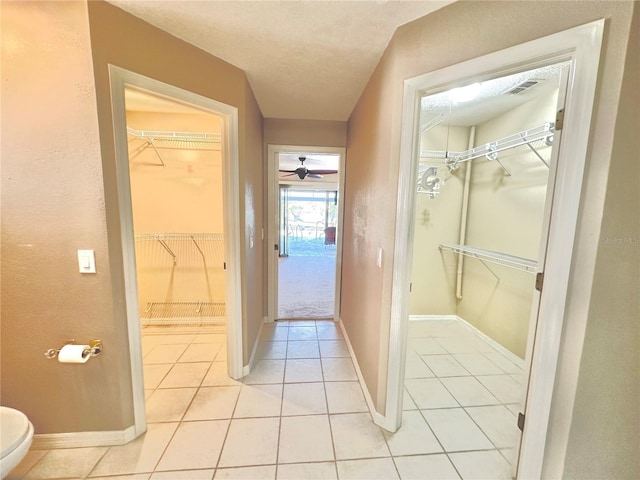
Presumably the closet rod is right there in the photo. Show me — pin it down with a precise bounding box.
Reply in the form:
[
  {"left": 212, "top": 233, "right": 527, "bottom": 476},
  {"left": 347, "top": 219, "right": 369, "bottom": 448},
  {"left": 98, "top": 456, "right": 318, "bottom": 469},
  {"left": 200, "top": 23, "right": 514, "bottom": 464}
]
[{"left": 127, "top": 127, "right": 221, "bottom": 144}]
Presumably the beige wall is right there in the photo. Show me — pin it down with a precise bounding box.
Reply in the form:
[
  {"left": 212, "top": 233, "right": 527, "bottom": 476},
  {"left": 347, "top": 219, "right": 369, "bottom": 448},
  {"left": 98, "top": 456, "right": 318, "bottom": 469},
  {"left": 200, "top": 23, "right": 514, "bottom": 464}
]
[
  {"left": 457, "top": 92, "right": 557, "bottom": 358},
  {"left": 86, "top": 0, "right": 264, "bottom": 369},
  {"left": 0, "top": 0, "right": 264, "bottom": 435},
  {"left": 409, "top": 126, "right": 468, "bottom": 315},
  {"left": 1, "top": 1, "right": 131, "bottom": 433},
  {"left": 126, "top": 111, "right": 226, "bottom": 316},
  {"left": 343, "top": 2, "right": 636, "bottom": 477},
  {"left": 563, "top": 4, "right": 639, "bottom": 478},
  {"left": 263, "top": 119, "right": 347, "bottom": 148}
]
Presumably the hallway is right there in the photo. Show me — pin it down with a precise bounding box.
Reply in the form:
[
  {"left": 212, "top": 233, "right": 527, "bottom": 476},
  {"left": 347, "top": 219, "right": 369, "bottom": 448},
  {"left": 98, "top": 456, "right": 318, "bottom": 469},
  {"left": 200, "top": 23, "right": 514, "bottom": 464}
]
[{"left": 10, "top": 320, "right": 518, "bottom": 479}]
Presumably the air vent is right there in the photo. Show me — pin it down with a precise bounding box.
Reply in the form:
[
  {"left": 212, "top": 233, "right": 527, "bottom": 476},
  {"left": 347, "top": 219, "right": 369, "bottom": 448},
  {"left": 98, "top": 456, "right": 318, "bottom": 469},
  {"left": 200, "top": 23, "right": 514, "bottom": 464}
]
[{"left": 506, "top": 79, "right": 542, "bottom": 95}]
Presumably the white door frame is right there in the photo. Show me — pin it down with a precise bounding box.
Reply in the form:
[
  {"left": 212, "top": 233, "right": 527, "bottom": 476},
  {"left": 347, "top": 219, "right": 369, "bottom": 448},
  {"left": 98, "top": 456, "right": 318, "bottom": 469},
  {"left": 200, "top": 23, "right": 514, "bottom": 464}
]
[
  {"left": 109, "top": 65, "right": 244, "bottom": 437},
  {"left": 267, "top": 145, "right": 346, "bottom": 323},
  {"left": 386, "top": 20, "right": 604, "bottom": 478}
]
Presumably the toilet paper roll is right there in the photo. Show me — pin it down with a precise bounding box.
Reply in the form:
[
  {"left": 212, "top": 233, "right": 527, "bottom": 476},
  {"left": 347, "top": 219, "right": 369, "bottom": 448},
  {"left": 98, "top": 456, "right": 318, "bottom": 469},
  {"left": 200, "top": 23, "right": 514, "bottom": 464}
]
[{"left": 57, "top": 344, "right": 90, "bottom": 364}]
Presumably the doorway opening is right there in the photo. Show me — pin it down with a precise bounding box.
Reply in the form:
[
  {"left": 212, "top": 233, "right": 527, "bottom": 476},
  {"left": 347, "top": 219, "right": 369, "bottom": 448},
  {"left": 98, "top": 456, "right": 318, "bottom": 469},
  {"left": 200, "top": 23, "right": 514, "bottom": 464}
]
[
  {"left": 386, "top": 20, "right": 604, "bottom": 479},
  {"left": 267, "top": 146, "right": 346, "bottom": 323},
  {"left": 109, "top": 66, "right": 243, "bottom": 437}
]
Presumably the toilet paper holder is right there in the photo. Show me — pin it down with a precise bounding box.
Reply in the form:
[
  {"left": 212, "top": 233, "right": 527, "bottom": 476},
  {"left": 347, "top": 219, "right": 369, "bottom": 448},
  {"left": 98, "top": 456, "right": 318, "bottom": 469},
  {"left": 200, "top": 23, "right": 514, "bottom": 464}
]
[{"left": 44, "top": 339, "right": 103, "bottom": 360}]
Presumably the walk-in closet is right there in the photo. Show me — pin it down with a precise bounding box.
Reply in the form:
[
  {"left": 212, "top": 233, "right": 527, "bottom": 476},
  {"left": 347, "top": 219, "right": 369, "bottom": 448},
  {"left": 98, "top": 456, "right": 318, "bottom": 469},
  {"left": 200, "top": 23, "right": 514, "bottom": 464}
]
[
  {"left": 403, "top": 61, "right": 568, "bottom": 474},
  {"left": 125, "top": 89, "right": 226, "bottom": 329}
]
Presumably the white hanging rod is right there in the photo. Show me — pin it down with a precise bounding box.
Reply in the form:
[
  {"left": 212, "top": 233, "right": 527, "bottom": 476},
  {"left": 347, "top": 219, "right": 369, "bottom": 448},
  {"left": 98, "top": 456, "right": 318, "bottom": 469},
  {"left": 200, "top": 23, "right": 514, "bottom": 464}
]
[
  {"left": 127, "top": 127, "right": 221, "bottom": 144},
  {"left": 440, "top": 243, "right": 537, "bottom": 274},
  {"left": 420, "top": 122, "right": 554, "bottom": 168}
]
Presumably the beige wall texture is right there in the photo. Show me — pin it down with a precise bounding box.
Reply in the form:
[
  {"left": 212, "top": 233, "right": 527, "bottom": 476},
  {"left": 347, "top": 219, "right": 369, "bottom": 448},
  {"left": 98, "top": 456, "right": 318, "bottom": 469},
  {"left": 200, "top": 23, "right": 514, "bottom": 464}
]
[
  {"left": 86, "top": 0, "right": 264, "bottom": 370},
  {"left": 1, "top": 0, "right": 264, "bottom": 435},
  {"left": 126, "top": 110, "right": 226, "bottom": 317},
  {"left": 409, "top": 125, "right": 468, "bottom": 315},
  {"left": 342, "top": 1, "right": 637, "bottom": 477},
  {"left": 457, "top": 91, "right": 557, "bottom": 358}
]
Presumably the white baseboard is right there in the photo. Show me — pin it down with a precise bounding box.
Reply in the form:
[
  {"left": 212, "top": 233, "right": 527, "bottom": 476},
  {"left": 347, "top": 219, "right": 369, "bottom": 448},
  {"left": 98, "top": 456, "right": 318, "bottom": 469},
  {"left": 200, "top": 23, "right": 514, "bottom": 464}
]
[
  {"left": 32, "top": 425, "right": 137, "bottom": 449},
  {"left": 338, "top": 318, "right": 396, "bottom": 433},
  {"left": 409, "top": 314, "right": 458, "bottom": 322},
  {"left": 410, "top": 314, "right": 525, "bottom": 368}
]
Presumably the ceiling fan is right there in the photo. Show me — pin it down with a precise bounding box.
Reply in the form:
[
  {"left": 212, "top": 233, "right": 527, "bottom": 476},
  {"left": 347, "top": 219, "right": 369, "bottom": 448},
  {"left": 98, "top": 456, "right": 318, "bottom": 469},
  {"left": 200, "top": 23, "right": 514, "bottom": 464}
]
[{"left": 279, "top": 156, "right": 338, "bottom": 180}]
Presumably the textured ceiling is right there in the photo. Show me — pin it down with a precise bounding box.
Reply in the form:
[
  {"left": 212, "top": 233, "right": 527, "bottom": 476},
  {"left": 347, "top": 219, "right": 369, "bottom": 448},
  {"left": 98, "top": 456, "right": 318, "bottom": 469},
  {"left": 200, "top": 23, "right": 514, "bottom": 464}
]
[{"left": 107, "top": 0, "right": 455, "bottom": 121}]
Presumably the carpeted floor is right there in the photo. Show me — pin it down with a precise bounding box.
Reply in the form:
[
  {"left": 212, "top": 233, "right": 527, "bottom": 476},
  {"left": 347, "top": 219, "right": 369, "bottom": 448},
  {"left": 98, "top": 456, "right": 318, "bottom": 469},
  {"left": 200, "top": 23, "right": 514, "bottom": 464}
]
[{"left": 278, "top": 237, "right": 336, "bottom": 319}]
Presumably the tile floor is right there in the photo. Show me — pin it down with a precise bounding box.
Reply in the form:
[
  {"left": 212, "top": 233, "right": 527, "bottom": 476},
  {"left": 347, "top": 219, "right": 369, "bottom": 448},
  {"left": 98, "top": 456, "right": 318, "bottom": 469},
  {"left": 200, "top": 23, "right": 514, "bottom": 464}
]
[{"left": 9, "top": 320, "right": 524, "bottom": 480}]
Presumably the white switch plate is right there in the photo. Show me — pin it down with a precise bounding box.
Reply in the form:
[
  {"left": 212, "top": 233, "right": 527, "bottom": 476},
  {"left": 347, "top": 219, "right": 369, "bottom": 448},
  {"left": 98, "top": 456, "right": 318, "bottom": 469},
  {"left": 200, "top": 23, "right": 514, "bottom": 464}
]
[
  {"left": 77, "top": 249, "right": 96, "bottom": 274},
  {"left": 377, "top": 247, "right": 383, "bottom": 268}
]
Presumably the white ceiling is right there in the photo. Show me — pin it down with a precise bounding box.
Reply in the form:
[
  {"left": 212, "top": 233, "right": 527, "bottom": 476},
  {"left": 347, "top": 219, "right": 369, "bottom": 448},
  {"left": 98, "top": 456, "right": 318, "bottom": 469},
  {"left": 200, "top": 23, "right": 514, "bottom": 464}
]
[{"left": 107, "top": 0, "right": 455, "bottom": 121}]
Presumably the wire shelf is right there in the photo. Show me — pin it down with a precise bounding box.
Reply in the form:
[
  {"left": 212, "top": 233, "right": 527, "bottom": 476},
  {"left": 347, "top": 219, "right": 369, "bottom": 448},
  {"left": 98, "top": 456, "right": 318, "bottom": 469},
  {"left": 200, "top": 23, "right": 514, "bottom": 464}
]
[
  {"left": 127, "top": 127, "right": 221, "bottom": 151},
  {"left": 440, "top": 243, "right": 537, "bottom": 274}
]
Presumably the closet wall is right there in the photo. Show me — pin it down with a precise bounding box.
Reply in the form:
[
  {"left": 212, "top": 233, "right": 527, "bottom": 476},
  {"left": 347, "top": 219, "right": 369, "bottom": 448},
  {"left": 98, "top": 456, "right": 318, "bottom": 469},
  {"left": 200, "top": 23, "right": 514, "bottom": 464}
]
[
  {"left": 126, "top": 109, "right": 226, "bottom": 321},
  {"left": 410, "top": 89, "right": 557, "bottom": 358}
]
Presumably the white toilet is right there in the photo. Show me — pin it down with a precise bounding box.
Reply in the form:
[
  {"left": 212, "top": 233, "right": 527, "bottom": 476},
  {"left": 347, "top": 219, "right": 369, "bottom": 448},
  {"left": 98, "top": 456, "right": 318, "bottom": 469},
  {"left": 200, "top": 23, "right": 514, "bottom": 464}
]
[{"left": 0, "top": 407, "right": 34, "bottom": 479}]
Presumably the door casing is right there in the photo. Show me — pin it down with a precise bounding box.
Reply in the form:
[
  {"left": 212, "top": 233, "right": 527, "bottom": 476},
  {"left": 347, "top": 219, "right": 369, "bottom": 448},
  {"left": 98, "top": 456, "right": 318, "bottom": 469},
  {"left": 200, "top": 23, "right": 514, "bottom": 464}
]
[
  {"left": 386, "top": 19, "right": 604, "bottom": 479},
  {"left": 267, "top": 145, "right": 346, "bottom": 323},
  {"left": 109, "top": 65, "right": 244, "bottom": 438}
]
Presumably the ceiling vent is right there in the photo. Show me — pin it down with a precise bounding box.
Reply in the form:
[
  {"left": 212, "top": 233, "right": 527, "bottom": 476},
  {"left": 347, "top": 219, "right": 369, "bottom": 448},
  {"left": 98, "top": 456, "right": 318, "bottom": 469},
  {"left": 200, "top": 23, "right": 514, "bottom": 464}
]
[{"left": 505, "top": 79, "right": 543, "bottom": 95}]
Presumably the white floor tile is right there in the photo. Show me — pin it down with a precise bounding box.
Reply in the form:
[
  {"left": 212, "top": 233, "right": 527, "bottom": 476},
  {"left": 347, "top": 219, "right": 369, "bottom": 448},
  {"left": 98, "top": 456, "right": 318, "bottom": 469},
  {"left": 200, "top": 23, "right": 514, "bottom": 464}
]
[
  {"left": 281, "top": 382, "right": 327, "bottom": 416},
  {"left": 284, "top": 358, "right": 323, "bottom": 383},
  {"left": 408, "top": 337, "right": 448, "bottom": 355},
  {"left": 155, "top": 420, "right": 229, "bottom": 471},
  {"left": 330, "top": 413, "right": 390, "bottom": 460},
  {"left": 218, "top": 418, "right": 280, "bottom": 467},
  {"left": 144, "top": 344, "right": 189, "bottom": 364},
  {"left": 421, "top": 355, "right": 469, "bottom": 377},
  {"left": 143, "top": 364, "right": 173, "bottom": 389},
  {"left": 256, "top": 341, "right": 288, "bottom": 360},
  {"left": 179, "top": 343, "right": 222, "bottom": 363},
  {"left": 5, "top": 449, "right": 48, "bottom": 480},
  {"left": 192, "top": 333, "right": 226, "bottom": 344},
  {"left": 483, "top": 352, "right": 524, "bottom": 374},
  {"left": 324, "top": 382, "right": 368, "bottom": 414},
  {"left": 25, "top": 447, "right": 107, "bottom": 479},
  {"left": 287, "top": 326, "right": 318, "bottom": 341},
  {"left": 393, "top": 454, "right": 461, "bottom": 480},
  {"left": 476, "top": 375, "right": 523, "bottom": 404},
  {"left": 214, "top": 465, "right": 276, "bottom": 479},
  {"left": 336, "top": 458, "right": 399, "bottom": 480},
  {"left": 316, "top": 324, "right": 343, "bottom": 340},
  {"left": 90, "top": 423, "right": 178, "bottom": 476},
  {"left": 260, "top": 326, "right": 289, "bottom": 342},
  {"left": 276, "top": 462, "right": 337, "bottom": 480},
  {"left": 244, "top": 360, "right": 286, "bottom": 384},
  {"left": 143, "top": 334, "right": 195, "bottom": 345},
  {"left": 234, "top": 384, "right": 283, "bottom": 418},
  {"left": 95, "top": 474, "right": 152, "bottom": 480},
  {"left": 286, "top": 340, "right": 320, "bottom": 359},
  {"left": 202, "top": 362, "right": 242, "bottom": 387},
  {"left": 321, "top": 358, "right": 357, "bottom": 381},
  {"left": 159, "top": 362, "right": 210, "bottom": 388},
  {"left": 318, "top": 340, "right": 349, "bottom": 358},
  {"left": 466, "top": 336, "right": 500, "bottom": 353},
  {"left": 278, "top": 415, "right": 334, "bottom": 463},
  {"left": 402, "top": 388, "right": 418, "bottom": 411},
  {"left": 404, "top": 353, "right": 435, "bottom": 379},
  {"left": 435, "top": 337, "right": 480, "bottom": 354},
  {"left": 440, "top": 377, "right": 500, "bottom": 406},
  {"left": 145, "top": 388, "right": 197, "bottom": 422},
  {"left": 404, "top": 378, "right": 458, "bottom": 409},
  {"left": 383, "top": 410, "right": 442, "bottom": 456},
  {"left": 449, "top": 450, "right": 512, "bottom": 479},
  {"left": 183, "top": 386, "right": 241, "bottom": 421},
  {"left": 465, "top": 405, "right": 519, "bottom": 449},
  {"left": 151, "top": 470, "right": 212, "bottom": 480},
  {"left": 421, "top": 408, "right": 493, "bottom": 452},
  {"left": 453, "top": 353, "right": 505, "bottom": 375}
]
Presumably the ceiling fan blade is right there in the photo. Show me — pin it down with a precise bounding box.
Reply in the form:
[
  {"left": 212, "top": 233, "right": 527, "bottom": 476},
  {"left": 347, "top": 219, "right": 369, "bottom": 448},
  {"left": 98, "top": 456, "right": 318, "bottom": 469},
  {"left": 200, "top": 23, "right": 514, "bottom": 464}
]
[
  {"left": 279, "top": 169, "right": 297, "bottom": 173},
  {"left": 308, "top": 169, "right": 338, "bottom": 175},
  {"left": 281, "top": 172, "right": 297, "bottom": 177},
  {"left": 307, "top": 173, "right": 323, "bottom": 179}
]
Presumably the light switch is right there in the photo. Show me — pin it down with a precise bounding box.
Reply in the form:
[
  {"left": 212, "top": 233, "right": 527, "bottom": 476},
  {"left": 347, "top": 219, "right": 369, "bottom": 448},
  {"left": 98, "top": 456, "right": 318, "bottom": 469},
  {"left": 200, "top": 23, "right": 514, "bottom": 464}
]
[
  {"left": 77, "top": 249, "right": 96, "bottom": 274},
  {"left": 377, "top": 247, "right": 383, "bottom": 268}
]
